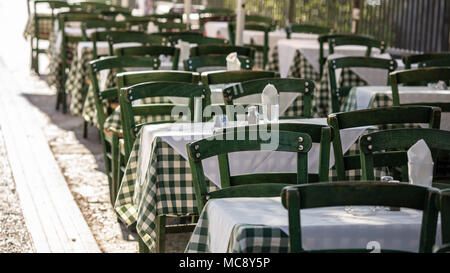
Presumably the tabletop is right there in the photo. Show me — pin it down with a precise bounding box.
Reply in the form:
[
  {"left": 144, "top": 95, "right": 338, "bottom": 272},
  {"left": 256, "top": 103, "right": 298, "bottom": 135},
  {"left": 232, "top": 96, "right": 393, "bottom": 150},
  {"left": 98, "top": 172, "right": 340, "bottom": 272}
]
[{"left": 186, "top": 196, "right": 442, "bottom": 253}]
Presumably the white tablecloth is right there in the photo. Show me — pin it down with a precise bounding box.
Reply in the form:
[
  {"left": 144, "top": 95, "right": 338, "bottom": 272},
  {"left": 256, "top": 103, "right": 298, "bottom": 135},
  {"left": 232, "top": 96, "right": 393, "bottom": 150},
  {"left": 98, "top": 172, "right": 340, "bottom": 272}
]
[
  {"left": 206, "top": 197, "right": 442, "bottom": 253},
  {"left": 137, "top": 119, "right": 370, "bottom": 188},
  {"left": 350, "top": 85, "right": 450, "bottom": 130},
  {"left": 277, "top": 38, "right": 386, "bottom": 78}
]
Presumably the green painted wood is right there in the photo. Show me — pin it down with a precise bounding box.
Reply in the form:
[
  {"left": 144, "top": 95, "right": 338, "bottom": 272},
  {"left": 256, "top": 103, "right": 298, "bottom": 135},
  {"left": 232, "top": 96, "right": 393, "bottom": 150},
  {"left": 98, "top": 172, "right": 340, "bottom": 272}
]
[
  {"left": 403, "top": 53, "right": 450, "bottom": 69},
  {"left": 419, "top": 58, "right": 450, "bottom": 68},
  {"left": 187, "top": 130, "right": 313, "bottom": 213},
  {"left": 222, "top": 78, "right": 314, "bottom": 118},
  {"left": 117, "top": 70, "right": 199, "bottom": 89},
  {"left": 328, "top": 56, "right": 397, "bottom": 113},
  {"left": 200, "top": 70, "right": 276, "bottom": 86},
  {"left": 327, "top": 106, "right": 441, "bottom": 181},
  {"left": 190, "top": 45, "right": 255, "bottom": 60},
  {"left": 281, "top": 182, "right": 440, "bottom": 253},
  {"left": 78, "top": 2, "right": 131, "bottom": 16},
  {"left": 389, "top": 67, "right": 450, "bottom": 107},
  {"left": 286, "top": 24, "right": 331, "bottom": 39},
  {"left": 113, "top": 45, "right": 180, "bottom": 70},
  {"left": 183, "top": 55, "right": 253, "bottom": 72},
  {"left": 81, "top": 20, "right": 128, "bottom": 41},
  {"left": 359, "top": 128, "right": 450, "bottom": 181},
  {"left": 328, "top": 35, "right": 386, "bottom": 55},
  {"left": 439, "top": 190, "right": 450, "bottom": 245},
  {"left": 169, "top": 35, "right": 227, "bottom": 46}
]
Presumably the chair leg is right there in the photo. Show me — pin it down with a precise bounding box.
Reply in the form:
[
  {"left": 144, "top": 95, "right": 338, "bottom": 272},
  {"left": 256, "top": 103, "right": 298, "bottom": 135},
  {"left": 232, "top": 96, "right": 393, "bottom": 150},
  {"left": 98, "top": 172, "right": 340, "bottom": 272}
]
[
  {"left": 111, "top": 134, "right": 120, "bottom": 205},
  {"left": 35, "top": 38, "right": 40, "bottom": 75},
  {"left": 156, "top": 215, "right": 167, "bottom": 253},
  {"left": 138, "top": 237, "right": 150, "bottom": 253},
  {"left": 30, "top": 38, "right": 36, "bottom": 73},
  {"left": 55, "top": 88, "right": 61, "bottom": 110},
  {"left": 83, "top": 121, "right": 88, "bottom": 139}
]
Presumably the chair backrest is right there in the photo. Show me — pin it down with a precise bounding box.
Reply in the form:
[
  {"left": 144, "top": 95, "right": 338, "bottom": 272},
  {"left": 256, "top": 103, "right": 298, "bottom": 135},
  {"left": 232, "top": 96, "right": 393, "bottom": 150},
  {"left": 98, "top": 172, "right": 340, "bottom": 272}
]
[
  {"left": 419, "top": 58, "right": 450, "bottom": 68},
  {"left": 328, "top": 56, "right": 397, "bottom": 113},
  {"left": 286, "top": 24, "right": 331, "bottom": 39},
  {"left": 81, "top": 20, "right": 128, "bottom": 41},
  {"left": 389, "top": 67, "right": 450, "bottom": 107},
  {"left": 403, "top": 53, "right": 450, "bottom": 69},
  {"left": 198, "top": 8, "right": 234, "bottom": 29},
  {"left": 282, "top": 181, "right": 440, "bottom": 253},
  {"left": 184, "top": 55, "right": 253, "bottom": 72},
  {"left": 200, "top": 70, "right": 276, "bottom": 86},
  {"left": 91, "top": 30, "right": 167, "bottom": 59},
  {"left": 169, "top": 35, "right": 227, "bottom": 46},
  {"left": 439, "top": 190, "right": 450, "bottom": 247},
  {"left": 88, "top": 56, "right": 162, "bottom": 130},
  {"left": 114, "top": 45, "right": 180, "bottom": 70},
  {"left": 328, "top": 35, "right": 386, "bottom": 55},
  {"left": 216, "top": 123, "right": 333, "bottom": 183},
  {"left": 222, "top": 78, "right": 314, "bottom": 118},
  {"left": 187, "top": 130, "right": 313, "bottom": 212},
  {"left": 153, "top": 21, "right": 189, "bottom": 32},
  {"left": 78, "top": 2, "right": 131, "bottom": 16},
  {"left": 190, "top": 45, "right": 255, "bottom": 59},
  {"left": 327, "top": 106, "right": 442, "bottom": 181},
  {"left": 116, "top": 71, "right": 200, "bottom": 157},
  {"left": 359, "top": 128, "right": 450, "bottom": 179},
  {"left": 245, "top": 14, "right": 276, "bottom": 27}
]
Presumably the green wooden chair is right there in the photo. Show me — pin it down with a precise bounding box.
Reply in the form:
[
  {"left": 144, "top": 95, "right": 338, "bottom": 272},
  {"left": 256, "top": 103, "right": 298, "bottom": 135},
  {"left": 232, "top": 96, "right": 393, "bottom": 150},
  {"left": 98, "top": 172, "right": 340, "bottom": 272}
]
[
  {"left": 435, "top": 189, "right": 450, "bottom": 252},
  {"left": 222, "top": 78, "right": 314, "bottom": 118},
  {"left": 56, "top": 11, "right": 102, "bottom": 113},
  {"left": 389, "top": 67, "right": 450, "bottom": 111},
  {"left": 285, "top": 24, "right": 331, "bottom": 39},
  {"left": 200, "top": 70, "right": 276, "bottom": 87},
  {"left": 327, "top": 106, "right": 441, "bottom": 181},
  {"left": 190, "top": 44, "right": 254, "bottom": 60},
  {"left": 114, "top": 45, "right": 180, "bottom": 70},
  {"left": 228, "top": 22, "right": 271, "bottom": 69},
  {"left": 187, "top": 130, "right": 313, "bottom": 213},
  {"left": 403, "top": 53, "right": 450, "bottom": 69},
  {"left": 91, "top": 30, "right": 167, "bottom": 59},
  {"left": 183, "top": 55, "right": 253, "bottom": 72},
  {"left": 328, "top": 56, "right": 397, "bottom": 113},
  {"left": 81, "top": 20, "right": 128, "bottom": 41},
  {"left": 153, "top": 21, "right": 189, "bottom": 32},
  {"left": 118, "top": 76, "right": 207, "bottom": 162},
  {"left": 88, "top": 56, "right": 161, "bottom": 205},
  {"left": 30, "top": 0, "right": 70, "bottom": 74},
  {"left": 282, "top": 181, "right": 440, "bottom": 253},
  {"left": 245, "top": 14, "right": 277, "bottom": 27},
  {"left": 216, "top": 123, "right": 332, "bottom": 183},
  {"left": 169, "top": 35, "right": 227, "bottom": 46},
  {"left": 359, "top": 128, "right": 450, "bottom": 190},
  {"left": 318, "top": 34, "right": 377, "bottom": 77}
]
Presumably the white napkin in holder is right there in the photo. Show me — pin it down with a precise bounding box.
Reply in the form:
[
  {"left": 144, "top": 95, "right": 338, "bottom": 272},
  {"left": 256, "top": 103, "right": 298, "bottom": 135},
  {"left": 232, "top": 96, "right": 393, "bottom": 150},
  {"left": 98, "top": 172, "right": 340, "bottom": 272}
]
[
  {"left": 226, "top": 52, "right": 241, "bottom": 71},
  {"left": 261, "top": 84, "right": 279, "bottom": 122},
  {"left": 176, "top": 39, "right": 191, "bottom": 66},
  {"left": 407, "top": 139, "right": 434, "bottom": 187}
]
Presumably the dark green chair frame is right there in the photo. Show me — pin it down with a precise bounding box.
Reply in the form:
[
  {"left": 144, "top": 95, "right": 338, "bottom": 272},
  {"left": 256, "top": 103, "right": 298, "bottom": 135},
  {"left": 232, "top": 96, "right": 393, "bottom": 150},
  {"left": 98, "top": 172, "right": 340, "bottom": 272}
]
[
  {"left": 183, "top": 55, "right": 253, "bottom": 72},
  {"left": 189, "top": 45, "right": 254, "bottom": 59},
  {"left": 282, "top": 182, "right": 440, "bottom": 253},
  {"left": 200, "top": 70, "right": 277, "bottom": 86},
  {"left": 327, "top": 106, "right": 441, "bottom": 181},
  {"left": 403, "top": 53, "right": 450, "bottom": 69},
  {"left": 286, "top": 24, "right": 331, "bottom": 39},
  {"left": 114, "top": 45, "right": 180, "bottom": 70}
]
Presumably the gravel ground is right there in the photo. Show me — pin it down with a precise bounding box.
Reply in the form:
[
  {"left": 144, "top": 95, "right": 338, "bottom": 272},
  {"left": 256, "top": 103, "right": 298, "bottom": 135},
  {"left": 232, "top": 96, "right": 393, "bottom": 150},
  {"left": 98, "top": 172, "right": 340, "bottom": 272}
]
[{"left": 0, "top": 127, "right": 34, "bottom": 253}]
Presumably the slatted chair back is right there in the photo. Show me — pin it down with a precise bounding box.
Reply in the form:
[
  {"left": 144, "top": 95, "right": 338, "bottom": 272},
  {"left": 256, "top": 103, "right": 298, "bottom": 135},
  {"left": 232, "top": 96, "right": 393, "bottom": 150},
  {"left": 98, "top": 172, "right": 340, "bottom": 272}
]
[
  {"left": 88, "top": 56, "right": 161, "bottom": 204},
  {"left": 190, "top": 45, "right": 255, "bottom": 60},
  {"left": 419, "top": 59, "right": 450, "bottom": 68},
  {"left": 222, "top": 78, "right": 314, "bottom": 118},
  {"left": 228, "top": 22, "right": 271, "bottom": 69},
  {"left": 153, "top": 21, "right": 189, "bottom": 32},
  {"left": 119, "top": 81, "right": 209, "bottom": 159},
  {"left": 318, "top": 34, "right": 376, "bottom": 77},
  {"left": 78, "top": 2, "right": 131, "bottom": 16},
  {"left": 114, "top": 45, "right": 180, "bottom": 70},
  {"left": 327, "top": 106, "right": 441, "bottom": 181},
  {"left": 282, "top": 182, "right": 440, "bottom": 253},
  {"left": 56, "top": 11, "right": 103, "bottom": 112},
  {"left": 403, "top": 53, "right": 450, "bottom": 69},
  {"left": 216, "top": 123, "right": 333, "bottom": 183},
  {"left": 169, "top": 35, "right": 227, "bottom": 46},
  {"left": 81, "top": 20, "right": 128, "bottom": 41},
  {"left": 389, "top": 67, "right": 450, "bottom": 109},
  {"left": 245, "top": 14, "right": 276, "bottom": 27},
  {"left": 187, "top": 130, "right": 313, "bottom": 212},
  {"left": 359, "top": 128, "right": 450, "bottom": 184},
  {"left": 328, "top": 56, "right": 397, "bottom": 113},
  {"left": 286, "top": 24, "right": 331, "bottom": 39},
  {"left": 200, "top": 70, "right": 276, "bottom": 86},
  {"left": 184, "top": 55, "right": 253, "bottom": 72}
]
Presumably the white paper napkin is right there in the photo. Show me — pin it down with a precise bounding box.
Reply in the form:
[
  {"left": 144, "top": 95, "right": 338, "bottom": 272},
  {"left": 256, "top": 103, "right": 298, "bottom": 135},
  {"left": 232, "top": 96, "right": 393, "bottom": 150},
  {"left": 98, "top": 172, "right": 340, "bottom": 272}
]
[
  {"left": 226, "top": 52, "right": 241, "bottom": 71},
  {"left": 407, "top": 139, "right": 434, "bottom": 187},
  {"left": 261, "top": 84, "right": 279, "bottom": 121}
]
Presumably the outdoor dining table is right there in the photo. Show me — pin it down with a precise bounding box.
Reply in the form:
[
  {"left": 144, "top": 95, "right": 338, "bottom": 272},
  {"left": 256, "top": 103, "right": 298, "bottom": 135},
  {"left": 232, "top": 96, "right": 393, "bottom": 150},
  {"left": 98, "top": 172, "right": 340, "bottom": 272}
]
[
  {"left": 341, "top": 86, "right": 450, "bottom": 130},
  {"left": 185, "top": 196, "right": 442, "bottom": 253},
  {"left": 114, "top": 118, "right": 374, "bottom": 251}
]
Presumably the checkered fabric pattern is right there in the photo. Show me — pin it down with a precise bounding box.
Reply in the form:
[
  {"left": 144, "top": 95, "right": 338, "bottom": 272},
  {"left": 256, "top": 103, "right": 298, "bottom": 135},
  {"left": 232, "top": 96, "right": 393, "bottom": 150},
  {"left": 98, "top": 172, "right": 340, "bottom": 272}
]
[
  {"left": 267, "top": 46, "right": 279, "bottom": 73},
  {"left": 115, "top": 135, "right": 217, "bottom": 251},
  {"left": 253, "top": 51, "right": 264, "bottom": 70},
  {"left": 186, "top": 207, "right": 289, "bottom": 253},
  {"left": 46, "top": 39, "right": 77, "bottom": 90},
  {"left": 23, "top": 15, "right": 53, "bottom": 39}
]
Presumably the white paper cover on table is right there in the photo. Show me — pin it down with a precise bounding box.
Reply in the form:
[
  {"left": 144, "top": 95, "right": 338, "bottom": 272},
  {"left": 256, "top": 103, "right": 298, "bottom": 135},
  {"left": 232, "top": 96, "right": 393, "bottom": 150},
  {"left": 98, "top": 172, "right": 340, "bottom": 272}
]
[
  {"left": 226, "top": 52, "right": 241, "bottom": 71},
  {"left": 261, "top": 84, "right": 279, "bottom": 121},
  {"left": 407, "top": 139, "right": 434, "bottom": 187}
]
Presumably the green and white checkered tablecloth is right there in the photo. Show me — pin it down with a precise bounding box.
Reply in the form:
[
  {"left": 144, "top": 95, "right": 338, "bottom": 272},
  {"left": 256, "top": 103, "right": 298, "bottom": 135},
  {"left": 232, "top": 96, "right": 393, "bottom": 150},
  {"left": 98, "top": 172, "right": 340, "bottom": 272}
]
[
  {"left": 186, "top": 207, "right": 289, "bottom": 253},
  {"left": 23, "top": 14, "right": 53, "bottom": 39}
]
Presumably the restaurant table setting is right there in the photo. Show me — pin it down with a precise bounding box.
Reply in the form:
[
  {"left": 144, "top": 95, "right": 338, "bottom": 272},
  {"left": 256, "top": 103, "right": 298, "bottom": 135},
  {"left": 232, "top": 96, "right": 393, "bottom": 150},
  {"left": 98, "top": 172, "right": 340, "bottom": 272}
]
[{"left": 114, "top": 118, "right": 376, "bottom": 250}]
